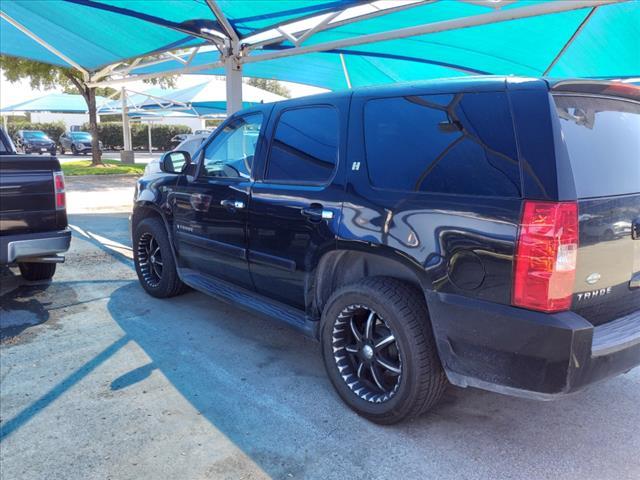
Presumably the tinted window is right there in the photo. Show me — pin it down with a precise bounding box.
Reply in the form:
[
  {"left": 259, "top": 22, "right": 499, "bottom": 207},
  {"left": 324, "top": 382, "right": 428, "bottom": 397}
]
[
  {"left": 364, "top": 92, "right": 520, "bottom": 197},
  {"left": 71, "top": 132, "right": 91, "bottom": 140},
  {"left": 202, "top": 113, "right": 262, "bottom": 179},
  {"left": 266, "top": 106, "right": 338, "bottom": 183},
  {"left": 24, "top": 131, "right": 48, "bottom": 139},
  {"left": 554, "top": 95, "right": 640, "bottom": 198}
]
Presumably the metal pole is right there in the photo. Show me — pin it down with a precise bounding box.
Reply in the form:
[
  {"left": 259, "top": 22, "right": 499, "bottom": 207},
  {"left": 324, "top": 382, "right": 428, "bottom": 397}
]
[
  {"left": 225, "top": 41, "right": 243, "bottom": 115},
  {"left": 241, "top": 0, "right": 620, "bottom": 65},
  {"left": 148, "top": 122, "right": 152, "bottom": 155},
  {"left": 0, "top": 11, "right": 89, "bottom": 77},
  {"left": 120, "top": 87, "right": 134, "bottom": 163},
  {"left": 340, "top": 54, "right": 352, "bottom": 89}
]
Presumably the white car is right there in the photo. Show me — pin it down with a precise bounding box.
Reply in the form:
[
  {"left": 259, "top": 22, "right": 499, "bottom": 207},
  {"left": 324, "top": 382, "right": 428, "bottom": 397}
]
[{"left": 144, "top": 134, "right": 209, "bottom": 175}]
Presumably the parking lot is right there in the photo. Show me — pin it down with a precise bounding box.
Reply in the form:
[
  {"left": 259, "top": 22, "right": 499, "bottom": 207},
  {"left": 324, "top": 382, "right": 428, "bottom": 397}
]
[{"left": 1, "top": 175, "right": 639, "bottom": 480}]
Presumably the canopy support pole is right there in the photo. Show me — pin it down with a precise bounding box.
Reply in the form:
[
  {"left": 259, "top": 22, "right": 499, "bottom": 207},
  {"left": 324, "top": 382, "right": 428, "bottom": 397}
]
[
  {"left": 543, "top": 7, "right": 598, "bottom": 75},
  {"left": 120, "top": 88, "right": 134, "bottom": 164},
  {"left": 0, "top": 11, "right": 89, "bottom": 79},
  {"left": 225, "top": 40, "right": 243, "bottom": 116},
  {"left": 340, "top": 54, "right": 352, "bottom": 89},
  {"left": 241, "top": 0, "right": 619, "bottom": 66},
  {"left": 148, "top": 122, "right": 152, "bottom": 155}
]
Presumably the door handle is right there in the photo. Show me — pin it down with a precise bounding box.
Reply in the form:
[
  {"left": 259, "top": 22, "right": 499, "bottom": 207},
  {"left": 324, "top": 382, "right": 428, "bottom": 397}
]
[
  {"left": 190, "top": 193, "right": 211, "bottom": 212},
  {"left": 220, "top": 199, "right": 245, "bottom": 211},
  {"left": 301, "top": 204, "right": 333, "bottom": 222}
]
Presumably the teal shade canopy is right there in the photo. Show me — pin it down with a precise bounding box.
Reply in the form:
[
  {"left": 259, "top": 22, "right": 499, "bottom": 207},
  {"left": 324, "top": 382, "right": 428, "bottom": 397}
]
[
  {"left": 1, "top": 1, "right": 638, "bottom": 91},
  {"left": 1, "top": 93, "right": 108, "bottom": 113},
  {"left": 97, "top": 79, "right": 285, "bottom": 116}
]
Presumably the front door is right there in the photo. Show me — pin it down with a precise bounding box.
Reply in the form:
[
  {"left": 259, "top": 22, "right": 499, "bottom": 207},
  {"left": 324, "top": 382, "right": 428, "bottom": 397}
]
[
  {"left": 248, "top": 101, "right": 348, "bottom": 309},
  {"left": 172, "top": 112, "right": 266, "bottom": 289}
]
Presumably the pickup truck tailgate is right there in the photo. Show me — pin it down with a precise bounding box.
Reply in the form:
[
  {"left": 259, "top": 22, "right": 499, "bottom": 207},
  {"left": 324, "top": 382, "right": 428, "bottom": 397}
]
[
  {"left": 553, "top": 92, "right": 640, "bottom": 326},
  {"left": 0, "top": 156, "right": 64, "bottom": 235}
]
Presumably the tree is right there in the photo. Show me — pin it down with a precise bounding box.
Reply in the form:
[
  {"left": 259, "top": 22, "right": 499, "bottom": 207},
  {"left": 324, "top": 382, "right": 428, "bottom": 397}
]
[
  {"left": 246, "top": 77, "right": 291, "bottom": 98},
  {"left": 0, "top": 55, "right": 175, "bottom": 165},
  {"left": 1, "top": 56, "right": 106, "bottom": 164}
]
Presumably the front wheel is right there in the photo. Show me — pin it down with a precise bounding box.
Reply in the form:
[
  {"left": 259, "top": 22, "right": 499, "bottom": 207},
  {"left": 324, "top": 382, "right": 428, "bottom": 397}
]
[
  {"left": 320, "top": 277, "right": 447, "bottom": 424},
  {"left": 18, "top": 262, "right": 56, "bottom": 281},
  {"left": 133, "top": 217, "right": 186, "bottom": 298}
]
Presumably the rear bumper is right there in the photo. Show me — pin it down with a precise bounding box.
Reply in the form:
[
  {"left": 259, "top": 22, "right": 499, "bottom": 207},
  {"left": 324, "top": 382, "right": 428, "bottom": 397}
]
[
  {"left": 427, "top": 292, "right": 640, "bottom": 399},
  {"left": 1, "top": 229, "right": 71, "bottom": 264}
]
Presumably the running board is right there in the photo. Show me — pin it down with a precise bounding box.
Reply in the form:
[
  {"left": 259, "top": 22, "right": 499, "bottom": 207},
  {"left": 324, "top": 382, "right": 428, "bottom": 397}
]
[{"left": 178, "top": 268, "right": 318, "bottom": 338}]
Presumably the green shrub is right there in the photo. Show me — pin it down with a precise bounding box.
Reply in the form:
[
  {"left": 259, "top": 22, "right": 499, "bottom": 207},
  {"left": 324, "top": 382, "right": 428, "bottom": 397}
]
[
  {"left": 7, "top": 121, "right": 66, "bottom": 142},
  {"left": 81, "top": 122, "right": 192, "bottom": 150}
]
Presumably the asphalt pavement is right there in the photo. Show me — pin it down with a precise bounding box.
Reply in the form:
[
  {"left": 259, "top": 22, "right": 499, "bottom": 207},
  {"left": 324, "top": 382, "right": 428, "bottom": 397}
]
[{"left": 1, "top": 175, "right": 639, "bottom": 480}]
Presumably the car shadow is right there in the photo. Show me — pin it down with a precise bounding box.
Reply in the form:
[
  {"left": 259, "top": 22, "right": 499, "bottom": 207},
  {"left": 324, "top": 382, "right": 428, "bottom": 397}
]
[{"left": 103, "top": 281, "right": 639, "bottom": 478}]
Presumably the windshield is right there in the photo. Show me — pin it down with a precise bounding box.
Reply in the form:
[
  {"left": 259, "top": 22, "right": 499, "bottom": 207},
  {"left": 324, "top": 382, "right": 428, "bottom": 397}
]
[
  {"left": 70, "top": 132, "right": 91, "bottom": 140},
  {"left": 24, "top": 131, "right": 49, "bottom": 139}
]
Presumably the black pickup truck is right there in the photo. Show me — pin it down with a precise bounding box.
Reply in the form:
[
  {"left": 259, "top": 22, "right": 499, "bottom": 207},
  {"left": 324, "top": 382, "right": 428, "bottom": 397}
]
[{"left": 0, "top": 127, "right": 71, "bottom": 280}]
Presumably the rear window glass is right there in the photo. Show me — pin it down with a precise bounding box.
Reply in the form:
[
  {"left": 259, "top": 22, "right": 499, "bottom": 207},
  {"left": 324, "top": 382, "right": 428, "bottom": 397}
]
[
  {"left": 554, "top": 95, "right": 640, "bottom": 198},
  {"left": 363, "top": 92, "right": 520, "bottom": 197}
]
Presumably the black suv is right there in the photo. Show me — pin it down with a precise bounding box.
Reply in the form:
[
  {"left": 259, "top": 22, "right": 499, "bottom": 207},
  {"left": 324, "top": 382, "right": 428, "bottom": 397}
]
[
  {"left": 131, "top": 77, "right": 640, "bottom": 424},
  {"left": 14, "top": 130, "right": 56, "bottom": 155}
]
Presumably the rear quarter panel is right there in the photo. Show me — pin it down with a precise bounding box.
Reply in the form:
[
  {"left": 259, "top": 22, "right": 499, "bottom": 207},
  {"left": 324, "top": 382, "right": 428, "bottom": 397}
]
[{"left": 339, "top": 82, "right": 534, "bottom": 305}]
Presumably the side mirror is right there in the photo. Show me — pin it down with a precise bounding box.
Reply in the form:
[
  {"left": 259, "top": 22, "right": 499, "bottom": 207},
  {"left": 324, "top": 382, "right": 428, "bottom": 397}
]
[{"left": 160, "top": 150, "right": 191, "bottom": 174}]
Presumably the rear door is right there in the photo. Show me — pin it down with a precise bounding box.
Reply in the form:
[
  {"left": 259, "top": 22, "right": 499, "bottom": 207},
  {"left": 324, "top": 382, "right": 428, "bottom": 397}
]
[
  {"left": 552, "top": 89, "right": 640, "bottom": 325},
  {"left": 171, "top": 112, "right": 266, "bottom": 289},
  {"left": 248, "top": 98, "right": 348, "bottom": 309}
]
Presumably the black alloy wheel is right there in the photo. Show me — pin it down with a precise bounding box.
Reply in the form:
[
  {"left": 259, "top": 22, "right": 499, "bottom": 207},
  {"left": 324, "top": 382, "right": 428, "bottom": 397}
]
[
  {"left": 321, "top": 277, "right": 447, "bottom": 424},
  {"left": 132, "top": 216, "right": 186, "bottom": 298},
  {"left": 137, "top": 232, "right": 164, "bottom": 289},
  {"left": 332, "top": 304, "right": 402, "bottom": 403}
]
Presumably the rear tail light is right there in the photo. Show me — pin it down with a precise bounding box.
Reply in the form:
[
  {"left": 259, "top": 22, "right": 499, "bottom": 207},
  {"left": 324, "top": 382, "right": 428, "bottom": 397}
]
[
  {"left": 53, "top": 171, "right": 66, "bottom": 210},
  {"left": 512, "top": 200, "right": 578, "bottom": 312}
]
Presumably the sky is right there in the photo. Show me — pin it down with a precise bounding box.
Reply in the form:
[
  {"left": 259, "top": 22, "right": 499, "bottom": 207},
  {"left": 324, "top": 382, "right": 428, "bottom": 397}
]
[{"left": 0, "top": 71, "right": 327, "bottom": 110}]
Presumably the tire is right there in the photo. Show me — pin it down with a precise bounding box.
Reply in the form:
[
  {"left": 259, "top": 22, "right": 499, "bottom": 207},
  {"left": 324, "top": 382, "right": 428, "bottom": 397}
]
[
  {"left": 18, "top": 262, "right": 56, "bottom": 281},
  {"left": 320, "top": 277, "right": 447, "bottom": 424},
  {"left": 133, "top": 216, "right": 186, "bottom": 298}
]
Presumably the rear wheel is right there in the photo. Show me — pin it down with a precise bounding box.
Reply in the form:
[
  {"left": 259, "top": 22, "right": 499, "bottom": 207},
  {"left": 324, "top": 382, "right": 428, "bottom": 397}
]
[
  {"left": 133, "top": 217, "right": 186, "bottom": 298},
  {"left": 320, "top": 277, "right": 447, "bottom": 424},
  {"left": 18, "top": 262, "right": 56, "bottom": 281}
]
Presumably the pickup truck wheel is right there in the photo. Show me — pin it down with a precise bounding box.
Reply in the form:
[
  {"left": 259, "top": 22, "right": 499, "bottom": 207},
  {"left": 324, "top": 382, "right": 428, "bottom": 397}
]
[
  {"left": 18, "top": 262, "right": 56, "bottom": 281},
  {"left": 320, "top": 277, "right": 447, "bottom": 424},
  {"left": 133, "top": 217, "right": 186, "bottom": 298}
]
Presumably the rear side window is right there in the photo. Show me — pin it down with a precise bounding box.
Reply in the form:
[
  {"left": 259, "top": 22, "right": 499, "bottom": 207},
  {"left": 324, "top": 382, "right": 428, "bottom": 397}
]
[
  {"left": 554, "top": 95, "right": 640, "bottom": 198},
  {"left": 363, "top": 92, "right": 520, "bottom": 197},
  {"left": 265, "top": 106, "right": 338, "bottom": 184}
]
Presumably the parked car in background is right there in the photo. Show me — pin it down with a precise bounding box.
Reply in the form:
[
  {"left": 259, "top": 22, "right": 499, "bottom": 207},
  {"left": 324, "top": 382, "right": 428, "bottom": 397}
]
[
  {"left": 193, "top": 128, "right": 214, "bottom": 136},
  {"left": 1, "top": 127, "right": 70, "bottom": 281},
  {"left": 144, "top": 133, "right": 209, "bottom": 176},
  {"left": 169, "top": 133, "right": 189, "bottom": 150},
  {"left": 14, "top": 130, "right": 56, "bottom": 155},
  {"left": 131, "top": 77, "right": 640, "bottom": 424},
  {"left": 58, "top": 131, "right": 102, "bottom": 155}
]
